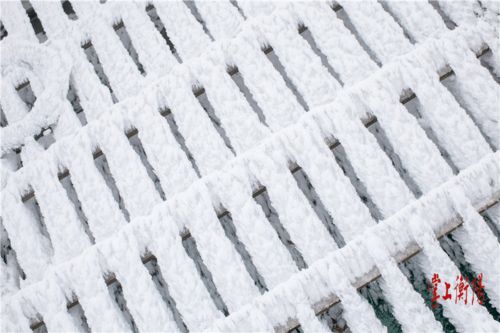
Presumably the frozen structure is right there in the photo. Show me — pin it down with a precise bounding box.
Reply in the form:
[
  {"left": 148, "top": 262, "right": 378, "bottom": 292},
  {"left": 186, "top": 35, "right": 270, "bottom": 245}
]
[{"left": 1, "top": 0, "right": 499, "bottom": 332}]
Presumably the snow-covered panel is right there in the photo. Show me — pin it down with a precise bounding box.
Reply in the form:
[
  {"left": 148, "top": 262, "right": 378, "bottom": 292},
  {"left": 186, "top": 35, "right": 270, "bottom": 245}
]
[
  {"left": 383, "top": 0, "right": 447, "bottom": 42},
  {"left": 152, "top": 0, "right": 212, "bottom": 60},
  {"left": 168, "top": 182, "right": 260, "bottom": 312},
  {"left": 337, "top": 0, "right": 412, "bottom": 63},
  {"left": 0, "top": 1, "right": 37, "bottom": 43},
  {"left": 194, "top": 0, "right": 244, "bottom": 40},
  {"left": 255, "top": 10, "right": 341, "bottom": 108},
  {"left": 206, "top": 163, "right": 298, "bottom": 289},
  {"left": 291, "top": 1, "right": 378, "bottom": 85},
  {"left": 246, "top": 147, "right": 338, "bottom": 264},
  {"left": 224, "top": 32, "right": 305, "bottom": 130},
  {"left": 88, "top": 122, "right": 162, "bottom": 219}
]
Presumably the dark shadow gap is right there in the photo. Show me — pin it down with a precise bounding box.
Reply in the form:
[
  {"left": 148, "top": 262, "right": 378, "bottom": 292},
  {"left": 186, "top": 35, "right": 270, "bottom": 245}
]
[
  {"left": 145, "top": 4, "right": 181, "bottom": 62},
  {"left": 402, "top": 91, "right": 459, "bottom": 174},
  {"left": 127, "top": 132, "right": 166, "bottom": 200},
  {"left": 163, "top": 111, "right": 202, "bottom": 177},
  {"left": 66, "top": 82, "right": 87, "bottom": 126},
  {"left": 317, "top": 302, "right": 350, "bottom": 333},
  {"left": 21, "top": 0, "right": 47, "bottom": 43},
  {"left": 334, "top": 6, "right": 382, "bottom": 66},
  {"left": 0, "top": 221, "right": 26, "bottom": 284},
  {"left": 330, "top": 143, "right": 383, "bottom": 221},
  {"left": 227, "top": 66, "right": 268, "bottom": 126},
  {"left": 264, "top": 48, "right": 310, "bottom": 111},
  {"left": 22, "top": 189, "right": 54, "bottom": 251},
  {"left": 0, "top": 21, "right": 8, "bottom": 40},
  {"left": 183, "top": 0, "right": 214, "bottom": 41},
  {"left": 218, "top": 211, "right": 268, "bottom": 293},
  {"left": 299, "top": 25, "right": 344, "bottom": 86},
  {"left": 479, "top": 48, "right": 500, "bottom": 84},
  {"left": 358, "top": 278, "right": 403, "bottom": 332},
  {"left": 182, "top": 235, "right": 230, "bottom": 316},
  {"left": 379, "top": 1, "right": 415, "bottom": 44},
  {"left": 113, "top": 20, "right": 146, "bottom": 76},
  {"left": 399, "top": 253, "right": 458, "bottom": 332},
  {"left": 291, "top": 167, "right": 346, "bottom": 248},
  {"left": 81, "top": 41, "right": 118, "bottom": 103},
  {"left": 93, "top": 151, "right": 131, "bottom": 222},
  {"left": 253, "top": 189, "right": 308, "bottom": 270},
  {"left": 367, "top": 120, "right": 422, "bottom": 197},
  {"left": 16, "top": 81, "right": 36, "bottom": 111},
  {"left": 195, "top": 90, "right": 235, "bottom": 154},
  {"left": 429, "top": 0, "right": 456, "bottom": 29},
  {"left": 143, "top": 256, "right": 189, "bottom": 333},
  {"left": 230, "top": 0, "right": 246, "bottom": 19},
  {"left": 67, "top": 300, "right": 91, "bottom": 333},
  {"left": 439, "top": 233, "right": 500, "bottom": 319},
  {"left": 105, "top": 276, "right": 138, "bottom": 333},
  {"left": 35, "top": 128, "right": 55, "bottom": 150},
  {"left": 61, "top": 0, "right": 78, "bottom": 20},
  {"left": 0, "top": 106, "right": 8, "bottom": 127},
  {"left": 59, "top": 173, "right": 96, "bottom": 244}
]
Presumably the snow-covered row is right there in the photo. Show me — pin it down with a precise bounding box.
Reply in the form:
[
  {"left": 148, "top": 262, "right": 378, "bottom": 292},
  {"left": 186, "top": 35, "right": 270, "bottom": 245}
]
[
  {"left": 353, "top": 79, "right": 454, "bottom": 193},
  {"left": 152, "top": 0, "right": 211, "bottom": 60},
  {"left": 110, "top": 2, "right": 177, "bottom": 79},
  {"left": 70, "top": 2, "right": 145, "bottom": 101},
  {"left": 362, "top": 232, "right": 442, "bottom": 332},
  {"left": 383, "top": 0, "right": 447, "bottom": 42},
  {"left": 409, "top": 217, "right": 499, "bottom": 332},
  {"left": 55, "top": 133, "right": 127, "bottom": 242},
  {"left": 88, "top": 122, "right": 162, "bottom": 219},
  {"left": 169, "top": 182, "right": 260, "bottom": 312},
  {"left": 290, "top": 1, "right": 378, "bottom": 85},
  {"left": 255, "top": 9, "right": 341, "bottom": 108},
  {"left": 155, "top": 68, "right": 234, "bottom": 175},
  {"left": 99, "top": 232, "right": 179, "bottom": 332},
  {"left": 0, "top": 1, "right": 38, "bottom": 43},
  {"left": 208, "top": 151, "right": 499, "bottom": 332},
  {"left": 191, "top": 51, "right": 271, "bottom": 153},
  {"left": 401, "top": 56, "right": 492, "bottom": 170},
  {"left": 122, "top": 95, "right": 198, "bottom": 198},
  {"left": 223, "top": 31, "right": 305, "bottom": 130},
  {"left": 315, "top": 97, "right": 415, "bottom": 218},
  {"left": 139, "top": 208, "right": 223, "bottom": 331},
  {"left": 437, "top": 35, "right": 500, "bottom": 149},
  {"left": 206, "top": 163, "right": 298, "bottom": 289},
  {"left": 26, "top": 154, "right": 91, "bottom": 263},
  {"left": 449, "top": 190, "right": 500, "bottom": 310},
  {"left": 436, "top": 0, "right": 481, "bottom": 26},
  {"left": 247, "top": 147, "right": 338, "bottom": 264},
  {"left": 336, "top": 0, "right": 413, "bottom": 63},
  {"left": 0, "top": 79, "right": 29, "bottom": 123},
  {"left": 194, "top": 0, "right": 244, "bottom": 40},
  {"left": 281, "top": 118, "right": 376, "bottom": 241}
]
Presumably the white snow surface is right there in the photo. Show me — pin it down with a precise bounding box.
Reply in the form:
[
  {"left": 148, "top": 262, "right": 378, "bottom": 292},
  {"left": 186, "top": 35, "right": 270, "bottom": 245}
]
[{"left": 1, "top": 1, "right": 499, "bottom": 332}]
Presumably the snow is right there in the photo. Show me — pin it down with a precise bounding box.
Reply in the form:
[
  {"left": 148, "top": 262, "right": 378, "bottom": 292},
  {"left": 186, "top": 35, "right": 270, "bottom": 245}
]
[{"left": 1, "top": 0, "right": 499, "bottom": 331}]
